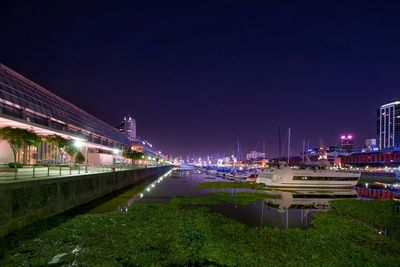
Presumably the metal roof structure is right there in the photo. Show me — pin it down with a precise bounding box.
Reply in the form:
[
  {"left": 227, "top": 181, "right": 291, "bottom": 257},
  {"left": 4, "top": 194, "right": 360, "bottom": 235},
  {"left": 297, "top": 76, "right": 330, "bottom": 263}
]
[{"left": 0, "top": 63, "right": 130, "bottom": 147}]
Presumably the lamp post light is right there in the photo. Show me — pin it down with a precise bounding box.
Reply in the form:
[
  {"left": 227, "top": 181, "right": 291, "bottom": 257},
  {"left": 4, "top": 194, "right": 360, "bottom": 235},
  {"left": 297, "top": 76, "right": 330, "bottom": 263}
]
[
  {"left": 112, "top": 148, "right": 120, "bottom": 166},
  {"left": 74, "top": 140, "right": 88, "bottom": 173}
]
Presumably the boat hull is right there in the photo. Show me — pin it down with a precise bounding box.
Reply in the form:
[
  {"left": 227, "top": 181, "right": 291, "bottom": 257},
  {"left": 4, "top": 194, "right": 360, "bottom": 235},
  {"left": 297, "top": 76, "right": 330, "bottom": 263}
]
[
  {"left": 256, "top": 168, "right": 360, "bottom": 188},
  {"left": 256, "top": 181, "right": 357, "bottom": 188}
]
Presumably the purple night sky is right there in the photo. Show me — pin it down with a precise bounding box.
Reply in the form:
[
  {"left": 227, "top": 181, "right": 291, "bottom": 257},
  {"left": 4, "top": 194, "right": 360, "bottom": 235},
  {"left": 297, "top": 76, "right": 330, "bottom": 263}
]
[{"left": 1, "top": 1, "right": 399, "bottom": 158}]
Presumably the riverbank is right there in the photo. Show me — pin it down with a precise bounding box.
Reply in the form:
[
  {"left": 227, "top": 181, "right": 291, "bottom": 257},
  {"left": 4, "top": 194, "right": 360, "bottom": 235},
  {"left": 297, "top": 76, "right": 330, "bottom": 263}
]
[
  {"left": 0, "top": 166, "right": 171, "bottom": 236},
  {"left": 2, "top": 198, "right": 399, "bottom": 266}
]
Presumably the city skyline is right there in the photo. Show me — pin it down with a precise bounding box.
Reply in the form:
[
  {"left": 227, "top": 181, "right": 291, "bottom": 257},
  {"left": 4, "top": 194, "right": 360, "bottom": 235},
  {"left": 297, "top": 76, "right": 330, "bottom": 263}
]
[{"left": 1, "top": 1, "right": 400, "bottom": 157}]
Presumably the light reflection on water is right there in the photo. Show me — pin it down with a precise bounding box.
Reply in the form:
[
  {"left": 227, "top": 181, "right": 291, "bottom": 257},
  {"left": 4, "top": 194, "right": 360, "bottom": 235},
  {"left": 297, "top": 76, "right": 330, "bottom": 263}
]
[{"left": 91, "top": 170, "right": 359, "bottom": 228}]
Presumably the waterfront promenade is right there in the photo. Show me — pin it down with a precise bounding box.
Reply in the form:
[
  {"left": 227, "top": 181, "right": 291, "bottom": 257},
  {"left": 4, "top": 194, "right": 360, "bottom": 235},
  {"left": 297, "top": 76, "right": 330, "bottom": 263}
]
[
  {"left": 0, "top": 165, "right": 172, "bottom": 236},
  {"left": 0, "top": 164, "right": 166, "bottom": 182}
]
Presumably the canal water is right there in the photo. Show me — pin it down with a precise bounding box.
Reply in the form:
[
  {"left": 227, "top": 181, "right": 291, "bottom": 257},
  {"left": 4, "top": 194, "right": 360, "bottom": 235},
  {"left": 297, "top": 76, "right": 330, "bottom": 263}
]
[{"left": 89, "top": 170, "right": 361, "bottom": 229}]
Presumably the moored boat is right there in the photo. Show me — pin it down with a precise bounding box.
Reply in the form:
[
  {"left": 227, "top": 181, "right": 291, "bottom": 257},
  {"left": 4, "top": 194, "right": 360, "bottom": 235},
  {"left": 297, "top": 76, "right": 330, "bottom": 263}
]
[{"left": 256, "top": 162, "right": 360, "bottom": 188}]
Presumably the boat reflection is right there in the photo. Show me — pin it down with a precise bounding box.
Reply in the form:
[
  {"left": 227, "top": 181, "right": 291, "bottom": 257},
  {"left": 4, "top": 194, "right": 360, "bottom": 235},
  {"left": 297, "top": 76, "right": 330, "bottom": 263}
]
[
  {"left": 210, "top": 188, "right": 359, "bottom": 228},
  {"left": 264, "top": 188, "right": 359, "bottom": 211}
]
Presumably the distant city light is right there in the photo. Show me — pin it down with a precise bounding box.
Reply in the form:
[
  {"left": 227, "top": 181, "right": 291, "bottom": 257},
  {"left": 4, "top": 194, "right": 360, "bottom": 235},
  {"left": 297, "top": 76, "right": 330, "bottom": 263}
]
[{"left": 341, "top": 135, "right": 353, "bottom": 140}]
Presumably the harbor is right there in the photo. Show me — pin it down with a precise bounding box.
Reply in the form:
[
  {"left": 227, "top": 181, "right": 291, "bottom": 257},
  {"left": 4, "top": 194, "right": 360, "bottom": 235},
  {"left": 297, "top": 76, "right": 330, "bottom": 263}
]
[
  {"left": 1, "top": 2, "right": 400, "bottom": 266},
  {"left": 1, "top": 168, "right": 399, "bottom": 266}
]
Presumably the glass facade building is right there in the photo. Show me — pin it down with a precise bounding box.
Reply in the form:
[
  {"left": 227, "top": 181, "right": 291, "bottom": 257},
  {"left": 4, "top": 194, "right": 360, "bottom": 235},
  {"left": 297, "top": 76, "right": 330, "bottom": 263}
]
[
  {"left": 0, "top": 63, "right": 130, "bottom": 151},
  {"left": 377, "top": 101, "right": 400, "bottom": 150}
]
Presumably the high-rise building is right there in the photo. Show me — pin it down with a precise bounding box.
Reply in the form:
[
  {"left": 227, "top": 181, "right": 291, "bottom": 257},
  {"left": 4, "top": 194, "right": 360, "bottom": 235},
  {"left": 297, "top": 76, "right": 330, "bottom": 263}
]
[
  {"left": 117, "top": 115, "right": 136, "bottom": 141},
  {"left": 377, "top": 101, "right": 400, "bottom": 150},
  {"left": 340, "top": 134, "right": 354, "bottom": 152}
]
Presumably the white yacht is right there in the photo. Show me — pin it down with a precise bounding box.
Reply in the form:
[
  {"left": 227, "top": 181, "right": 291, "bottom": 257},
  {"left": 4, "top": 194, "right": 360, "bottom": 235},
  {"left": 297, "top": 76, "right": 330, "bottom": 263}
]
[
  {"left": 176, "top": 163, "right": 195, "bottom": 171},
  {"left": 256, "top": 162, "right": 360, "bottom": 188}
]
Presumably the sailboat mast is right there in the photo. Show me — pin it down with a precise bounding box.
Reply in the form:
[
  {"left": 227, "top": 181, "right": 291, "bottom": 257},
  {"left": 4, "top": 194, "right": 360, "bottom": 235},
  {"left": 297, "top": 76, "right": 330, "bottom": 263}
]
[
  {"left": 287, "top": 128, "right": 291, "bottom": 164},
  {"left": 278, "top": 126, "right": 282, "bottom": 159},
  {"left": 236, "top": 139, "right": 240, "bottom": 161}
]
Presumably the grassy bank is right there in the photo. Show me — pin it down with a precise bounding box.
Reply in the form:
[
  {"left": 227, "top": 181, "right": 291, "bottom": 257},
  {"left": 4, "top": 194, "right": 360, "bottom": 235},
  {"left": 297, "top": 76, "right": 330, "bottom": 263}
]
[{"left": 2, "top": 199, "right": 399, "bottom": 266}]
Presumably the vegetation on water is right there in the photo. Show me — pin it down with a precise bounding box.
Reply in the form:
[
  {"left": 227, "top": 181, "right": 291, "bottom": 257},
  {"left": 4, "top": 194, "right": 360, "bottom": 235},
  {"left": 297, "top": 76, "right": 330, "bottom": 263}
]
[
  {"left": 170, "top": 195, "right": 222, "bottom": 205},
  {"left": 330, "top": 199, "right": 400, "bottom": 238},
  {"left": 195, "top": 181, "right": 265, "bottom": 190},
  {"left": 171, "top": 191, "right": 277, "bottom": 206},
  {"left": 2, "top": 199, "right": 399, "bottom": 266}
]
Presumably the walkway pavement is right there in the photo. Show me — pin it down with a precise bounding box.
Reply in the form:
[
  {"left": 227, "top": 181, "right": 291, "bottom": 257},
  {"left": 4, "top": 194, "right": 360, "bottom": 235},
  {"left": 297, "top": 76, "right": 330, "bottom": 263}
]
[{"left": 0, "top": 165, "right": 163, "bottom": 183}]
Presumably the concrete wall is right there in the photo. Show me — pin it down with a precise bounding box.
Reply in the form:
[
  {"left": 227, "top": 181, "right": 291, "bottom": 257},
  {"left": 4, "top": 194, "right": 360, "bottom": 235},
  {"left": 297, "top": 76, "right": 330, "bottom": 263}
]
[{"left": 0, "top": 166, "right": 170, "bottom": 236}]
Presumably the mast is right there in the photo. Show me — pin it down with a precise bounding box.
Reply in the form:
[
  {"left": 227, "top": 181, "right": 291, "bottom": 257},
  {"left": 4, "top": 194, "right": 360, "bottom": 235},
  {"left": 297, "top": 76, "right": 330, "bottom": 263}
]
[
  {"left": 302, "top": 139, "right": 305, "bottom": 162},
  {"left": 263, "top": 140, "right": 266, "bottom": 157},
  {"left": 278, "top": 126, "right": 282, "bottom": 159},
  {"left": 236, "top": 139, "right": 240, "bottom": 161},
  {"left": 287, "top": 128, "right": 291, "bottom": 164}
]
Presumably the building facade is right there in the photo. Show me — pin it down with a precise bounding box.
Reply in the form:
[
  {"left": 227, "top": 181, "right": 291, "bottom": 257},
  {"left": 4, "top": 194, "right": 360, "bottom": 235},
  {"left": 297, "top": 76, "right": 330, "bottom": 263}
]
[
  {"left": 340, "top": 134, "right": 354, "bottom": 152},
  {"left": 363, "top": 138, "right": 378, "bottom": 152},
  {"left": 117, "top": 115, "right": 137, "bottom": 141},
  {"left": 246, "top": 151, "right": 266, "bottom": 160},
  {"left": 0, "top": 64, "right": 130, "bottom": 164},
  {"left": 377, "top": 101, "right": 400, "bottom": 150},
  {"left": 341, "top": 151, "right": 400, "bottom": 166}
]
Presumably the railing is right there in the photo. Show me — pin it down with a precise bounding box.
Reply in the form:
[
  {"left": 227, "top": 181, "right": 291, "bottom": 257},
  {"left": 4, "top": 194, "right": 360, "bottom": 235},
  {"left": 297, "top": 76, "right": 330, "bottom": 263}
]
[{"left": 0, "top": 164, "right": 168, "bottom": 180}]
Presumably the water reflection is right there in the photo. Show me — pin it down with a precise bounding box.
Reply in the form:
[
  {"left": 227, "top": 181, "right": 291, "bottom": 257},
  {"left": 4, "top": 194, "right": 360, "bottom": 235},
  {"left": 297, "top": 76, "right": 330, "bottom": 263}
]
[
  {"left": 90, "top": 170, "right": 359, "bottom": 228},
  {"left": 264, "top": 189, "right": 358, "bottom": 211},
  {"left": 209, "top": 189, "right": 358, "bottom": 228}
]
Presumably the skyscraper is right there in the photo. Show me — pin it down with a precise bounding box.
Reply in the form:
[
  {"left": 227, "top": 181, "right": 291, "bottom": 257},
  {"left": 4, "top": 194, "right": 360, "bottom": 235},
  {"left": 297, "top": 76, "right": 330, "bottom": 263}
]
[
  {"left": 117, "top": 115, "right": 137, "bottom": 141},
  {"left": 377, "top": 101, "right": 400, "bottom": 149},
  {"left": 340, "top": 134, "right": 354, "bottom": 152}
]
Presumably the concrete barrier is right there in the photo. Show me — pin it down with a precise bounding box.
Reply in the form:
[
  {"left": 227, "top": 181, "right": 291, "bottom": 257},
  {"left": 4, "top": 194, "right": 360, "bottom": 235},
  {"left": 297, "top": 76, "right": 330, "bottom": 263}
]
[{"left": 0, "top": 166, "right": 171, "bottom": 236}]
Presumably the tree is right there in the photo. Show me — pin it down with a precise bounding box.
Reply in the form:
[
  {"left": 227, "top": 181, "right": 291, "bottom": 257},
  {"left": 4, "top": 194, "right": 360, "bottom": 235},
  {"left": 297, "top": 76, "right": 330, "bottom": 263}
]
[
  {"left": 45, "top": 135, "right": 77, "bottom": 163},
  {"left": 0, "top": 127, "right": 40, "bottom": 178},
  {"left": 122, "top": 151, "right": 144, "bottom": 160},
  {"left": 75, "top": 151, "right": 85, "bottom": 164},
  {"left": 65, "top": 139, "right": 78, "bottom": 157},
  {"left": 22, "top": 130, "right": 41, "bottom": 165}
]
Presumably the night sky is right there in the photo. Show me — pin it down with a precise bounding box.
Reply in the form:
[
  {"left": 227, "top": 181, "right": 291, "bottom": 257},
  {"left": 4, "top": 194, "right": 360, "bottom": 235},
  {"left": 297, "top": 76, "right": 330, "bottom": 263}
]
[{"left": 1, "top": 1, "right": 400, "bottom": 158}]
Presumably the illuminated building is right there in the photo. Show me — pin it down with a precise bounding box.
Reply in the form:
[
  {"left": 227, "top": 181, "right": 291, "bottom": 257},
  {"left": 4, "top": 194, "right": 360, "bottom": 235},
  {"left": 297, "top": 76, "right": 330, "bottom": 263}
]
[
  {"left": 0, "top": 64, "right": 129, "bottom": 164},
  {"left": 117, "top": 115, "right": 137, "bottom": 141},
  {"left": 246, "top": 151, "right": 266, "bottom": 160},
  {"left": 131, "top": 139, "right": 160, "bottom": 158},
  {"left": 377, "top": 100, "right": 400, "bottom": 149},
  {"left": 363, "top": 138, "right": 378, "bottom": 152},
  {"left": 340, "top": 134, "right": 354, "bottom": 152},
  {"left": 341, "top": 150, "right": 400, "bottom": 166}
]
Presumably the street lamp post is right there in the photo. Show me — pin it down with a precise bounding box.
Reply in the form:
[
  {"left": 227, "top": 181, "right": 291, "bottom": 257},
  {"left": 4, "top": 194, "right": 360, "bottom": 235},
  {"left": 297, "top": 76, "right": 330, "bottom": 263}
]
[
  {"left": 85, "top": 145, "right": 88, "bottom": 173},
  {"left": 74, "top": 140, "right": 88, "bottom": 173}
]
